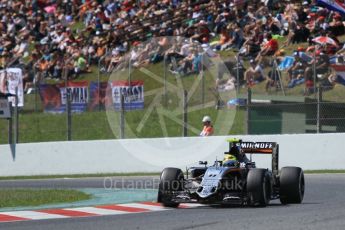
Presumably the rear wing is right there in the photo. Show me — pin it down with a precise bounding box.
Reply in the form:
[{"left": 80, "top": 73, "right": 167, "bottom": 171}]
[{"left": 240, "top": 142, "right": 276, "bottom": 154}]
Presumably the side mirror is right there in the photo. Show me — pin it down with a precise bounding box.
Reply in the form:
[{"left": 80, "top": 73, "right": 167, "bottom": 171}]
[
  {"left": 199, "top": 161, "right": 208, "bottom": 166},
  {"left": 246, "top": 162, "right": 256, "bottom": 168}
]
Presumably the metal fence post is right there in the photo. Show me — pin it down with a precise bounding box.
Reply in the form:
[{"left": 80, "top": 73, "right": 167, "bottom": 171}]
[
  {"left": 313, "top": 49, "right": 316, "bottom": 96},
  {"left": 164, "top": 55, "right": 167, "bottom": 107},
  {"left": 120, "top": 93, "right": 125, "bottom": 139},
  {"left": 183, "top": 90, "right": 188, "bottom": 137},
  {"left": 14, "top": 87, "right": 18, "bottom": 143},
  {"left": 34, "top": 67, "right": 38, "bottom": 112},
  {"left": 128, "top": 56, "right": 132, "bottom": 109},
  {"left": 66, "top": 88, "right": 72, "bottom": 141},
  {"left": 33, "top": 57, "right": 44, "bottom": 112},
  {"left": 236, "top": 54, "right": 240, "bottom": 94},
  {"left": 97, "top": 56, "right": 102, "bottom": 112},
  {"left": 246, "top": 88, "right": 252, "bottom": 135},
  {"left": 317, "top": 86, "right": 323, "bottom": 133},
  {"left": 8, "top": 102, "right": 12, "bottom": 144},
  {"left": 128, "top": 56, "right": 131, "bottom": 84},
  {"left": 201, "top": 53, "right": 205, "bottom": 107},
  {"left": 64, "top": 66, "right": 72, "bottom": 141}
]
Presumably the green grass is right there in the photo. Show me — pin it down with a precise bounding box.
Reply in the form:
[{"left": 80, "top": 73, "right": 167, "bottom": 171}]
[
  {"left": 304, "top": 170, "right": 345, "bottom": 174},
  {"left": 0, "top": 189, "right": 91, "bottom": 208},
  {"left": 0, "top": 107, "right": 244, "bottom": 143},
  {"left": 0, "top": 172, "right": 161, "bottom": 181}
]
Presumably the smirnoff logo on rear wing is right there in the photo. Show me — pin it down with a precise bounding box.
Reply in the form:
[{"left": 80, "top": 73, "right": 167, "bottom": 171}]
[{"left": 240, "top": 142, "right": 274, "bottom": 149}]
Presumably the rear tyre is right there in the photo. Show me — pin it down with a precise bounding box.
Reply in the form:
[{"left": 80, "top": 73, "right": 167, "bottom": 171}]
[
  {"left": 247, "top": 169, "right": 271, "bottom": 207},
  {"left": 157, "top": 167, "right": 184, "bottom": 208},
  {"left": 279, "top": 167, "right": 304, "bottom": 204}
]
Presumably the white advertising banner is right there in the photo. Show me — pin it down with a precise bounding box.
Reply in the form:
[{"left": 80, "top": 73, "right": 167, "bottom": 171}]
[{"left": 0, "top": 68, "right": 24, "bottom": 107}]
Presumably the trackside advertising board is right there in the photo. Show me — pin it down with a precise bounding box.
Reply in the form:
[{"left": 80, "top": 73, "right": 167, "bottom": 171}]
[
  {"left": 111, "top": 81, "right": 144, "bottom": 111},
  {"left": 0, "top": 68, "right": 24, "bottom": 107},
  {"left": 39, "top": 81, "right": 89, "bottom": 113},
  {"left": 39, "top": 81, "right": 144, "bottom": 113}
]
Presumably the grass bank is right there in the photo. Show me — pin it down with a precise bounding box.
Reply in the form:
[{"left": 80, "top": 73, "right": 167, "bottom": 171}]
[
  {"left": 304, "top": 170, "right": 345, "bottom": 174},
  {"left": 0, "top": 189, "right": 91, "bottom": 208},
  {"left": 0, "top": 172, "right": 161, "bottom": 181}
]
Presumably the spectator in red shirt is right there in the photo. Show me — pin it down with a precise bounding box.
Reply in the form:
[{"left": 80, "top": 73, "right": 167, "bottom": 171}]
[{"left": 260, "top": 33, "right": 278, "bottom": 56}]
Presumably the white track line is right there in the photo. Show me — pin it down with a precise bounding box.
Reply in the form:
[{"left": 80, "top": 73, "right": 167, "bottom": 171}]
[
  {"left": 117, "top": 203, "right": 169, "bottom": 211},
  {"left": 63, "top": 207, "right": 128, "bottom": 215}
]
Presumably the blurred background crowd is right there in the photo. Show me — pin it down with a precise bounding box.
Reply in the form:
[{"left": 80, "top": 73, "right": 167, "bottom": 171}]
[{"left": 1, "top": 0, "right": 345, "bottom": 95}]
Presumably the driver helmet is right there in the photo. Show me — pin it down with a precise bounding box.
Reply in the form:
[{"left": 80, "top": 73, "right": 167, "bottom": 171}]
[
  {"left": 227, "top": 138, "right": 242, "bottom": 148},
  {"left": 224, "top": 154, "right": 237, "bottom": 161},
  {"left": 223, "top": 160, "right": 238, "bottom": 167}
]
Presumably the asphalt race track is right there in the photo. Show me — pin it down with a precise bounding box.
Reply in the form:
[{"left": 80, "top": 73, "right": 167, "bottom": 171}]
[{"left": 0, "top": 174, "right": 344, "bottom": 230}]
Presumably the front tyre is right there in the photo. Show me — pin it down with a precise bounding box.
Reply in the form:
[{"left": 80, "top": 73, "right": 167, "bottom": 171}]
[
  {"left": 157, "top": 167, "right": 184, "bottom": 208},
  {"left": 247, "top": 169, "right": 271, "bottom": 207},
  {"left": 279, "top": 167, "right": 305, "bottom": 204}
]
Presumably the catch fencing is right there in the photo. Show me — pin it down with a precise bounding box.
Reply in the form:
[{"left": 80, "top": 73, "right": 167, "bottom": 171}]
[{"left": 1, "top": 46, "right": 345, "bottom": 143}]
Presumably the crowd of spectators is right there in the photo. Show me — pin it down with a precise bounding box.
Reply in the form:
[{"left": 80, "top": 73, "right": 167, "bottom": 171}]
[{"left": 1, "top": 0, "right": 345, "bottom": 95}]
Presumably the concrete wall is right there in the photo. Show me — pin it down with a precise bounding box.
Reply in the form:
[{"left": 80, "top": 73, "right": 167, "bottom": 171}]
[{"left": 0, "top": 133, "right": 344, "bottom": 176}]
